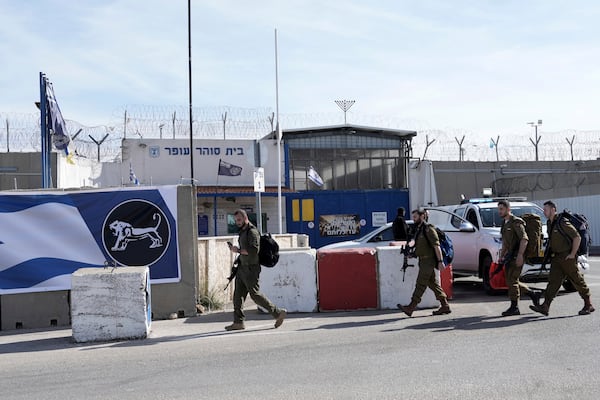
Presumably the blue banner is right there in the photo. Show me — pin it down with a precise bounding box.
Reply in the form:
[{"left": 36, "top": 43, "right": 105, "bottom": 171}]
[{"left": 0, "top": 186, "right": 180, "bottom": 294}]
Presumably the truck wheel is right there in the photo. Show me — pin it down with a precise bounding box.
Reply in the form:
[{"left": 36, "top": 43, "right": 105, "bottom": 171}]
[
  {"left": 482, "top": 255, "right": 501, "bottom": 295},
  {"left": 562, "top": 280, "right": 576, "bottom": 293}
]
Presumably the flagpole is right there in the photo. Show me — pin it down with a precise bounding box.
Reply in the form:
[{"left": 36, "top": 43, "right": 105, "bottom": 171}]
[
  {"left": 39, "top": 72, "right": 50, "bottom": 188},
  {"left": 275, "top": 28, "right": 282, "bottom": 234},
  {"left": 188, "top": 0, "right": 194, "bottom": 183},
  {"left": 215, "top": 159, "right": 221, "bottom": 235}
]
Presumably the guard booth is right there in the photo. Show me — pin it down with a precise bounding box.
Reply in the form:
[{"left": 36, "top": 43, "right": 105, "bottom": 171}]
[{"left": 281, "top": 124, "right": 416, "bottom": 249}]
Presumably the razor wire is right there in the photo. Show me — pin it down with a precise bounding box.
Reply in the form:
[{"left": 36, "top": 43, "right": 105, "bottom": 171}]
[{"left": 1, "top": 107, "right": 599, "bottom": 162}]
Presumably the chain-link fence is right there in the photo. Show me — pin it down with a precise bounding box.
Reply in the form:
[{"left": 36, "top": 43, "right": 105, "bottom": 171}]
[{"left": 1, "top": 107, "right": 598, "bottom": 162}]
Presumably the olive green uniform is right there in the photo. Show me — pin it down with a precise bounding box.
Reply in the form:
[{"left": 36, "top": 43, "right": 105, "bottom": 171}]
[
  {"left": 233, "top": 223, "right": 283, "bottom": 323},
  {"left": 544, "top": 217, "right": 590, "bottom": 302},
  {"left": 410, "top": 223, "right": 447, "bottom": 304},
  {"left": 500, "top": 215, "right": 530, "bottom": 301}
]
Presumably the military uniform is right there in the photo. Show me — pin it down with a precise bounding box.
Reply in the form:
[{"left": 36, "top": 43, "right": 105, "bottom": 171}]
[
  {"left": 232, "top": 223, "right": 284, "bottom": 325},
  {"left": 500, "top": 215, "right": 530, "bottom": 302},
  {"left": 410, "top": 223, "right": 447, "bottom": 305},
  {"left": 543, "top": 217, "right": 590, "bottom": 302}
]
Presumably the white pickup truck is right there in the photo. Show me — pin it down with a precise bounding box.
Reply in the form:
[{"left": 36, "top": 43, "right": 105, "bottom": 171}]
[{"left": 439, "top": 197, "right": 589, "bottom": 294}]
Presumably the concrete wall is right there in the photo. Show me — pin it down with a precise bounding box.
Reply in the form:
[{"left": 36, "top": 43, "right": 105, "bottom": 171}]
[
  {"left": 433, "top": 159, "right": 600, "bottom": 254},
  {"left": 197, "top": 233, "right": 307, "bottom": 308},
  {"left": 150, "top": 185, "right": 199, "bottom": 319},
  {"left": 0, "top": 152, "right": 55, "bottom": 189},
  {"left": 433, "top": 160, "right": 600, "bottom": 206},
  {"left": 0, "top": 291, "right": 70, "bottom": 331}
]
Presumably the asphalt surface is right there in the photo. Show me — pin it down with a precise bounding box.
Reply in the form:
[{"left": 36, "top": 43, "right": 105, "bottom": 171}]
[{"left": 1, "top": 259, "right": 600, "bottom": 400}]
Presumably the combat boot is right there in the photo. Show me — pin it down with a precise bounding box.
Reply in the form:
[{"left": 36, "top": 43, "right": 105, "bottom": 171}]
[
  {"left": 579, "top": 296, "right": 595, "bottom": 315},
  {"left": 529, "top": 300, "right": 551, "bottom": 316},
  {"left": 528, "top": 289, "right": 543, "bottom": 307},
  {"left": 501, "top": 300, "right": 520, "bottom": 316},
  {"left": 224, "top": 322, "right": 245, "bottom": 331},
  {"left": 274, "top": 309, "right": 287, "bottom": 328},
  {"left": 398, "top": 300, "right": 418, "bottom": 317},
  {"left": 432, "top": 298, "right": 451, "bottom": 316}
]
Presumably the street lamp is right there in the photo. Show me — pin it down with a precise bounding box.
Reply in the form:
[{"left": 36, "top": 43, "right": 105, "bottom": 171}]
[
  {"left": 527, "top": 119, "right": 543, "bottom": 161},
  {"left": 335, "top": 100, "right": 355, "bottom": 124}
]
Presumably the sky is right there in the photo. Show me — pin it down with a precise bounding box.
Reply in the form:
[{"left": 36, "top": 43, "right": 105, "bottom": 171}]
[{"left": 1, "top": 0, "right": 600, "bottom": 140}]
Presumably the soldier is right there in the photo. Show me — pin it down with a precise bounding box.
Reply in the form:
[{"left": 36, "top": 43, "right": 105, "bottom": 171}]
[
  {"left": 497, "top": 200, "right": 541, "bottom": 316},
  {"left": 225, "top": 209, "right": 287, "bottom": 331},
  {"left": 530, "top": 201, "right": 595, "bottom": 316},
  {"left": 399, "top": 209, "right": 451, "bottom": 317}
]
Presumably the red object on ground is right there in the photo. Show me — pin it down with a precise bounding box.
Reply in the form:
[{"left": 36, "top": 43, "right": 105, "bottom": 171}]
[
  {"left": 489, "top": 262, "right": 508, "bottom": 290},
  {"left": 441, "top": 264, "right": 453, "bottom": 300},
  {"left": 317, "top": 248, "right": 378, "bottom": 311}
]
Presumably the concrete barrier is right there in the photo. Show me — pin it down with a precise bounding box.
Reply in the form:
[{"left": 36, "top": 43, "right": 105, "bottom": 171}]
[
  {"left": 71, "top": 267, "right": 151, "bottom": 343},
  {"left": 197, "top": 233, "right": 311, "bottom": 308},
  {"left": 376, "top": 247, "right": 439, "bottom": 310},
  {"left": 259, "top": 248, "right": 318, "bottom": 313},
  {"left": 317, "top": 248, "right": 378, "bottom": 311}
]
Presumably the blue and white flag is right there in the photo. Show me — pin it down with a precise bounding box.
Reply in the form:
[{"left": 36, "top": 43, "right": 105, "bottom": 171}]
[
  {"left": 308, "top": 166, "right": 324, "bottom": 187},
  {"left": 129, "top": 163, "right": 140, "bottom": 185},
  {"left": 0, "top": 202, "right": 106, "bottom": 293},
  {"left": 0, "top": 187, "right": 181, "bottom": 294},
  {"left": 45, "top": 81, "right": 71, "bottom": 152},
  {"left": 218, "top": 159, "right": 243, "bottom": 176}
]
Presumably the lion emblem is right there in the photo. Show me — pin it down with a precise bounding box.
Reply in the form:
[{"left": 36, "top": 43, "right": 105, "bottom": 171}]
[{"left": 109, "top": 213, "right": 163, "bottom": 251}]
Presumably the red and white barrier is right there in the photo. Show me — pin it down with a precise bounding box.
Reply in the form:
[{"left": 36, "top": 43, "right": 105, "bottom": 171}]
[{"left": 317, "top": 248, "right": 378, "bottom": 311}]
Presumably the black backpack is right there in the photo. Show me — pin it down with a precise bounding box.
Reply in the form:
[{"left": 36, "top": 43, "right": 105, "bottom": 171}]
[
  {"left": 556, "top": 210, "right": 592, "bottom": 256},
  {"left": 259, "top": 233, "right": 280, "bottom": 268}
]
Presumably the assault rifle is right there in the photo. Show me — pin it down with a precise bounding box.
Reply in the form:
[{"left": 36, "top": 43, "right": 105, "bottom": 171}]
[
  {"left": 401, "top": 244, "right": 416, "bottom": 282},
  {"left": 491, "top": 243, "right": 519, "bottom": 278},
  {"left": 540, "top": 238, "right": 552, "bottom": 270},
  {"left": 223, "top": 257, "right": 240, "bottom": 291}
]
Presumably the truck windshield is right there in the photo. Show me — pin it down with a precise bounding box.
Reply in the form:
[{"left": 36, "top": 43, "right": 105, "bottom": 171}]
[{"left": 479, "top": 206, "right": 546, "bottom": 227}]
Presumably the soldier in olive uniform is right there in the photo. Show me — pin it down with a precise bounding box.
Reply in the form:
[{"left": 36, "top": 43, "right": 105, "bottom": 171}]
[
  {"left": 399, "top": 209, "right": 450, "bottom": 317},
  {"left": 530, "top": 201, "right": 595, "bottom": 316},
  {"left": 498, "top": 200, "right": 540, "bottom": 316},
  {"left": 225, "top": 209, "right": 287, "bottom": 331}
]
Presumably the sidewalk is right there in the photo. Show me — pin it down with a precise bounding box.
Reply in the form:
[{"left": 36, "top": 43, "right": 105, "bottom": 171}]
[{"left": 0, "top": 301, "right": 290, "bottom": 351}]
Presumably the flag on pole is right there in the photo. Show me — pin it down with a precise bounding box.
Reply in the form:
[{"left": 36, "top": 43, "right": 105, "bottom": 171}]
[
  {"left": 129, "top": 163, "right": 140, "bottom": 185},
  {"left": 308, "top": 166, "right": 324, "bottom": 187},
  {"left": 45, "top": 81, "right": 71, "bottom": 153},
  {"left": 218, "top": 159, "right": 243, "bottom": 176}
]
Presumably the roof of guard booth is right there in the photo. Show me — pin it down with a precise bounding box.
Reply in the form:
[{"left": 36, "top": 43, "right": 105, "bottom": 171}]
[{"left": 261, "top": 124, "right": 417, "bottom": 140}]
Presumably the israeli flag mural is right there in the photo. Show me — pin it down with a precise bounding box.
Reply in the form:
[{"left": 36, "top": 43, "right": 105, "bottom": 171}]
[{"left": 0, "top": 186, "right": 180, "bottom": 294}]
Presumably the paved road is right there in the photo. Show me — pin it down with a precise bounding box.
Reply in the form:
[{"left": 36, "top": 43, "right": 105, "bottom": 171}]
[{"left": 1, "top": 259, "right": 600, "bottom": 400}]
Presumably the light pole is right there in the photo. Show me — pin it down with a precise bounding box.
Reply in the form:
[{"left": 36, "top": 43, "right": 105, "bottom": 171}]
[
  {"left": 527, "top": 119, "right": 542, "bottom": 161},
  {"left": 335, "top": 100, "right": 355, "bottom": 124}
]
